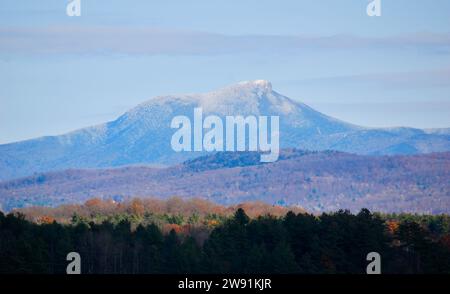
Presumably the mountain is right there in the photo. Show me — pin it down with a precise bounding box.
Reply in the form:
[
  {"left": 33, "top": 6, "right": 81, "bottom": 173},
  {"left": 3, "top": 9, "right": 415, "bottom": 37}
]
[
  {"left": 0, "top": 80, "right": 449, "bottom": 180},
  {"left": 1, "top": 149, "right": 449, "bottom": 214}
]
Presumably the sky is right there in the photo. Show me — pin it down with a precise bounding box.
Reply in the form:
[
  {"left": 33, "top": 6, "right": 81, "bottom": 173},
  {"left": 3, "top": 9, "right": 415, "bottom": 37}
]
[{"left": 1, "top": 0, "right": 450, "bottom": 144}]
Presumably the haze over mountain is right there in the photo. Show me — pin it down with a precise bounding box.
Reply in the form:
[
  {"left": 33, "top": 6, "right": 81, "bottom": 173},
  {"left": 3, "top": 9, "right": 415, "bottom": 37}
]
[
  {"left": 1, "top": 149, "right": 449, "bottom": 214},
  {"left": 0, "top": 80, "right": 449, "bottom": 180}
]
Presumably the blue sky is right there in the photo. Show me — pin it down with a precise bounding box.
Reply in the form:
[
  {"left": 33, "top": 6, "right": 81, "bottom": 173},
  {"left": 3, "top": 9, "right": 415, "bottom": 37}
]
[{"left": 1, "top": 0, "right": 450, "bottom": 144}]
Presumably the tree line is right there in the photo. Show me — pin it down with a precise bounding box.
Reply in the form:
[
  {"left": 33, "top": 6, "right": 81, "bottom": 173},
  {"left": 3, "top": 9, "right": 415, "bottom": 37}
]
[{"left": 1, "top": 208, "right": 450, "bottom": 274}]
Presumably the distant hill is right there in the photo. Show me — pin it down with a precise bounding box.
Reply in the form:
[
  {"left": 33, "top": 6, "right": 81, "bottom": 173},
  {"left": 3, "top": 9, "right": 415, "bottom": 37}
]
[
  {"left": 0, "top": 80, "right": 449, "bottom": 180},
  {"left": 1, "top": 149, "right": 449, "bottom": 214}
]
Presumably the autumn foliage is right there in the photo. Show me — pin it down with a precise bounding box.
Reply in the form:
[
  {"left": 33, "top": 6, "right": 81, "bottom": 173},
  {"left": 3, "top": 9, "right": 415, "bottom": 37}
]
[
  {"left": 386, "top": 220, "right": 400, "bottom": 234},
  {"left": 37, "top": 215, "right": 55, "bottom": 224},
  {"left": 15, "top": 197, "right": 305, "bottom": 226}
]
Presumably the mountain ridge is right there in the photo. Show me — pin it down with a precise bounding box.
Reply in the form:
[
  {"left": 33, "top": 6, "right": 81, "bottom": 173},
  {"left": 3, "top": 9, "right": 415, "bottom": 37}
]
[
  {"left": 1, "top": 149, "right": 449, "bottom": 214},
  {"left": 0, "top": 80, "right": 449, "bottom": 180}
]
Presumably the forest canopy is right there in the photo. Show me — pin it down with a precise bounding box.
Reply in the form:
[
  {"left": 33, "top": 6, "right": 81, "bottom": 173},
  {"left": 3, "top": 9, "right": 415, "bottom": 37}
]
[{"left": 1, "top": 198, "right": 450, "bottom": 274}]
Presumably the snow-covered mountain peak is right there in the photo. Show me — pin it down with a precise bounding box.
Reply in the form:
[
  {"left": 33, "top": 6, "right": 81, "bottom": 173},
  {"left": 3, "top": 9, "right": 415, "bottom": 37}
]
[
  {"left": 237, "top": 79, "right": 273, "bottom": 92},
  {"left": 128, "top": 80, "right": 280, "bottom": 116},
  {"left": 1, "top": 81, "right": 448, "bottom": 181}
]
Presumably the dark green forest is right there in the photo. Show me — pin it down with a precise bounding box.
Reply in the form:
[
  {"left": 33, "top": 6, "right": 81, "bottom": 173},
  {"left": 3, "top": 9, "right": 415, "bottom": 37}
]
[{"left": 1, "top": 208, "right": 450, "bottom": 274}]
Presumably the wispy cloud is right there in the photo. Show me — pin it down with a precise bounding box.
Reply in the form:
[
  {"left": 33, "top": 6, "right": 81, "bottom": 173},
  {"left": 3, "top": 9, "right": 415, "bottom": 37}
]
[
  {"left": 288, "top": 67, "right": 450, "bottom": 89},
  {"left": 1, "top": 26, "right": 450, "bottom": 56}
]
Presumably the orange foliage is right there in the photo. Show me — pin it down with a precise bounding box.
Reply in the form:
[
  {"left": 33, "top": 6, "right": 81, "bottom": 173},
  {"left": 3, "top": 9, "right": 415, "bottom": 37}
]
[
  {"left": 85, "top": 198, "right": 103, "bottom": 208},
  {"left": 84, "top": 198, "right": 117, "bottom": 215},
  {"left": 386, "top": 221, "right": 400, "bottom": 234},
  {"left": 164, "top": 223, "right": 183, "bottom": 234},
  {"left": 207, "top": 219, "right": 220, "bottom": 227},
  {"left": 129, "top": 198, "right": 145, "bottom": 216},
  {"left": 17, "top": 196, "right": 307, "bottom": 227},
  {"left": 38, "top": 215, "right": 55, "bottom": 224}
]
